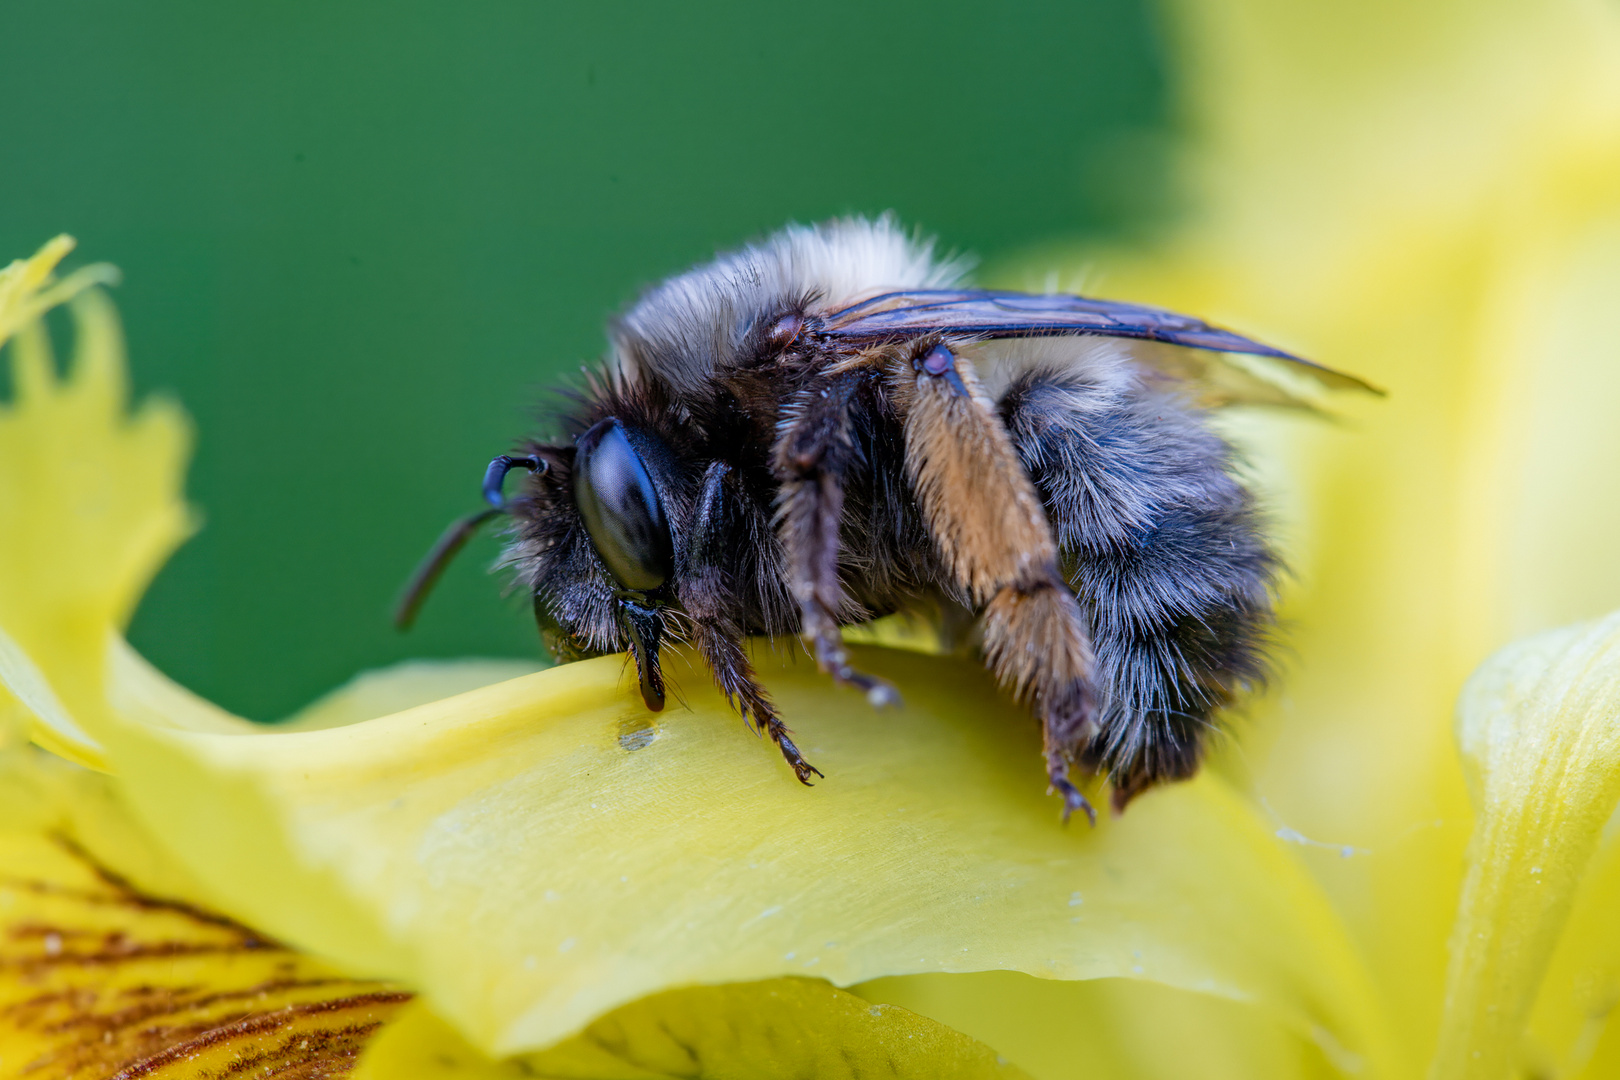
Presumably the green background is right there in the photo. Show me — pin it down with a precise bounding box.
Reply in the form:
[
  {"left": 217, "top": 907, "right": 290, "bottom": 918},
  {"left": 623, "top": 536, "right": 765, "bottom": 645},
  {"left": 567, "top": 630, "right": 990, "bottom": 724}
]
[{"left": 2, "top": 2, "right": 1170, "bottom": 720}]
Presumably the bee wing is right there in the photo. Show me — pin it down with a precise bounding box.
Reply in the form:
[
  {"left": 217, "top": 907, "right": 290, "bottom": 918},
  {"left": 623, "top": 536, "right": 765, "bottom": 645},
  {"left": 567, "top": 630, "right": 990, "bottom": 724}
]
[{"left": 821, "top": 289, "right": 1381, "bottom": 405}]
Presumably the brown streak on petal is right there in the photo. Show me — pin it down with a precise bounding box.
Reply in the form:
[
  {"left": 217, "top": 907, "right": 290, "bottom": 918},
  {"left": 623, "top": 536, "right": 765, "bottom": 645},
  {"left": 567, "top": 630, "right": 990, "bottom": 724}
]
[
  {"left": 52, "top": 835, "right": 284, "bottom": 937},
  {"left": 1, "top": 835, "right": 412, "bottom": 1080},
  {"left": 105, "top": 997, "right": 409, "bottom": 1080}
]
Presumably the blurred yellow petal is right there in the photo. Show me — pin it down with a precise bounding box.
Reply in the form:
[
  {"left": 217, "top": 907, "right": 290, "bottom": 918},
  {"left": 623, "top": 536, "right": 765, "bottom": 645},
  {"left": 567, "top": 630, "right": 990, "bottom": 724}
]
[
  {"left": 0, "top": 749, "right": 410, "bottom": 1080},
  {"left": 1432, "top": 612, "right": 1620, "bottom": 1079},
  {"left": 0, "top": 258, "right": 196, "bottom": 766},
  {"left": 0, "top": 234, "right": 118, "bottom": 349},
  {"left": 1525, "top": 831, "right": 1620, "bottom": 1078},
  {"left": 77, "top": 642, "right": 1396, "bottom": 1065},
  {"left": 355, "top": 979, "right": 1032, "bottom": 1080},
  {"left": 1000, "top": 0, "right": 1620, "bottom": 1067}
]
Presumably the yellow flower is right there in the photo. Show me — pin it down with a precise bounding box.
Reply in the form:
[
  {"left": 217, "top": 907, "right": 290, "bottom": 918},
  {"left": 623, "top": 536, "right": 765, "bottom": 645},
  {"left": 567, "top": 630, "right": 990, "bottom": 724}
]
[{"left": 4, "top": 0, "right": 1620, "bottom": 1076}]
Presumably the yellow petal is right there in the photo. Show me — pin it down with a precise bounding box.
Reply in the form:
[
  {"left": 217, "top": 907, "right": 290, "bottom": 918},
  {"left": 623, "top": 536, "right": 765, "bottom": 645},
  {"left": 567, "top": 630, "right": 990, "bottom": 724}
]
[
  {"left": 0, "top": 276, "right": 195, "bottom": 766},
  {"left": 857, "top": 972, "right": 1347, "bottom": 1080},
  {"left": 355, "top": 979, "right": 1033, "bottom": 1080},
  {"left": 1525, "top": 832, "right": 1620, "bottom": 1078},
  {"left": 0, "top": 750, "right": 411, "bottom": 1080},
  {"left": 278, "top": 657, "right": 546, "bottom": 731},
  {"left": 78, "top": 640, "right": 1397, "bottom": 1068},
  {"left": 0, "top": 234, "right": 118, "bottom": 349},
  {"left": 1431, "top": 612, "right": 1620, "bottom": 1079},
  {"left": 997, "top": 1, "right": 1620, "bottom": 1065}
]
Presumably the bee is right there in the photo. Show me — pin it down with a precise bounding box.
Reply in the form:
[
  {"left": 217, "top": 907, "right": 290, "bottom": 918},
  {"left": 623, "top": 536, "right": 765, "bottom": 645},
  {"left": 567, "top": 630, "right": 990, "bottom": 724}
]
[{"left": 397, "top": 216, "right": 1374, "bottom": 822}]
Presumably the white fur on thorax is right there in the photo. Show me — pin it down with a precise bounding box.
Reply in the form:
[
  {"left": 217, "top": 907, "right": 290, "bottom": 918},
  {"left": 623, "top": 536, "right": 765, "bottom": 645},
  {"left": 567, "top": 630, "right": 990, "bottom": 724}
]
[
  {"left": 610, "top": 214, "right": 966, "bottom": 396},
  {"left": 962, "top": 335, "right": 1142, "bottom": 404}
]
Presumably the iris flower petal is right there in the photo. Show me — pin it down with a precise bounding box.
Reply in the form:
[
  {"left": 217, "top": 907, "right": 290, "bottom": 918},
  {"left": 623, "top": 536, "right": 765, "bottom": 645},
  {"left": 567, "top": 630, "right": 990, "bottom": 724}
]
[
  {"left": 0, "top": 248, "right": 195, "bottom": 768},
  {"left": 354, "top": 980, "right": 1033, "bottom": 1080},
  {"left": 857, "top": 972, "right": 1348, "bottom": 1080},
  {"left": 1433, "top": 612, "right": 1620, "bottom": 1079},
  {"left": 1526, "top": 832, "right": 1620, "bottom": 1077},
  {"left": 0, "top": 749, "right": 412, "bottom": 1079},
  {"left": 89, "top": 640, "right": 1395, "bottom": 1063}
]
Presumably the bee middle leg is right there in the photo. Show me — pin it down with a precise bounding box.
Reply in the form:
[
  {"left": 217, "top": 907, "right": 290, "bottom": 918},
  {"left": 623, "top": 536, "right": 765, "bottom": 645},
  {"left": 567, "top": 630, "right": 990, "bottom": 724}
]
[
  {"left": 773, "top": 370, "right": 900, "bottom": 707},
  {"left": 680, "top": 460, "right": 823, "bottom": 784},
  {"left": 892, "top": 343, "right": 1098, "bottom": 822}
]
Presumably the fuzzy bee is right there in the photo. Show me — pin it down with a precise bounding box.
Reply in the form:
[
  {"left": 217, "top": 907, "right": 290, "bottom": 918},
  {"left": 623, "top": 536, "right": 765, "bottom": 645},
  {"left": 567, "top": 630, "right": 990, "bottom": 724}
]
[{"left": 398, "top": 216, "right": 1374, "bottom": 821}]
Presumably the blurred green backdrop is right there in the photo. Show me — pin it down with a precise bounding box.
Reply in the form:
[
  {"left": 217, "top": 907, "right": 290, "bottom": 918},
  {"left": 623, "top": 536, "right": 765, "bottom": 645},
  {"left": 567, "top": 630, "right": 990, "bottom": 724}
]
[{"left": 1, "top": 1, "right": 1170, "bottom": 720}]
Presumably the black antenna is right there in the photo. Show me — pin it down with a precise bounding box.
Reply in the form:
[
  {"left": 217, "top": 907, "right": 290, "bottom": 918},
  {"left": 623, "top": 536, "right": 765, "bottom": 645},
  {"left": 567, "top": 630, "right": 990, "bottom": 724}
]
[{"left": 393, "top": 455, "right": 544, "bottom": 630}]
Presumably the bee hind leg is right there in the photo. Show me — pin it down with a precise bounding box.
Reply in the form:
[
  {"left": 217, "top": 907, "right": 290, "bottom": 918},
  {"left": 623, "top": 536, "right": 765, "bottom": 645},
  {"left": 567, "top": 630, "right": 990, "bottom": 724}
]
[{"left": 894, "top": 343, "right": 1101, "bottom": 821}]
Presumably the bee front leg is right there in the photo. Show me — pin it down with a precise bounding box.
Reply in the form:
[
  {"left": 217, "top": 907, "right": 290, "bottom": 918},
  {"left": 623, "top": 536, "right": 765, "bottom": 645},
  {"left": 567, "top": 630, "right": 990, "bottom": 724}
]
[
  {"left": 693, "top": 623, "right": 822, "bottom": 785},
  {"left": 774, "top": 371, "right": 900, "bottom": 708},
  {"left": 681, "top": 461, "right": 823, "bottom": 784}
]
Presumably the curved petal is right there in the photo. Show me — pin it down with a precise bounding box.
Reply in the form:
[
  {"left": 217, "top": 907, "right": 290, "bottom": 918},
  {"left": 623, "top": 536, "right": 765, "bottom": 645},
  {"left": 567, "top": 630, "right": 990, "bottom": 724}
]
[
  {"left": 857, "top": 972, "right": 1349, "bottom": 1080},
  {"left": 81, "top": 640, "right": 1396, "bottom": 1068},
  {"left": 0, "top": 280, "right": 195, "bottom": 766},
  {"left": 277, "top": 658, "right": 546, "bottom": 731},
  {"left": 1525, "top": 830, "right": 1620, "bottom": 1078},
  {"left": 0, "top": 750, "right": 410, "bottom": 1080},
  {"left": 1432, "top": 612, "right": 1620, "bottom": 1079},
  {"left": 355, "top": 980, "right": 1033, "bottom": 1080}
]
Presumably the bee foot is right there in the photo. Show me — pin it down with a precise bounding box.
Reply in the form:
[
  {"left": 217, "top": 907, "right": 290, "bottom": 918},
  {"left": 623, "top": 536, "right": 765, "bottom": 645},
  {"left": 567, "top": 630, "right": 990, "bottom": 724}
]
[
  {"left": 831, "top": 665, "right": 902, "bottom": 709},
  {"left": 772, "top": 729, "right": 824, "bottom": 786},
  {"left": 1048, "top": 779, "right": 1097, "bottom": 826},
  {"left": 1046, "top": 750, "right": 1097, "bottom": 826},
  {"left": 856, "top": 674, "right": 901, "bottom": 709},
  {"left": 808, "top": 627, "right": 903, "bottom": 709}
]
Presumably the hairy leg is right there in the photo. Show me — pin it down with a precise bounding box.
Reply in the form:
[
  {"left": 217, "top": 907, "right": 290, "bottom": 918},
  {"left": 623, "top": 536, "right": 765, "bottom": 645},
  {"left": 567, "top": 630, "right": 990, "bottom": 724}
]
[
  {"left": 680, "top": 460, "right": 822, "bottom": 783},
  {"left": 773, "top": 369, "right": 899, "bottom": 707},
  {"left": 892, "top": 342, "right": 1098, "bottom": 822}
]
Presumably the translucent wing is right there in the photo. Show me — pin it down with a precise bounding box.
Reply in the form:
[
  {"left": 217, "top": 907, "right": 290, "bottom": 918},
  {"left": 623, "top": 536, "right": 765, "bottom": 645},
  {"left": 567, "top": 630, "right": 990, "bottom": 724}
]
[{"left": 820, "top": 289, "right": 1381, "bottom": 404}]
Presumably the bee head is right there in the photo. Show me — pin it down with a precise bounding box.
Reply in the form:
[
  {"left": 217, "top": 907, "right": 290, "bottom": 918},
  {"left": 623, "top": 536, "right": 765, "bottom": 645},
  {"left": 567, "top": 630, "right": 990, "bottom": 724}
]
[{"left": 507, "top": 415, "right": 684, "bottom": 714}]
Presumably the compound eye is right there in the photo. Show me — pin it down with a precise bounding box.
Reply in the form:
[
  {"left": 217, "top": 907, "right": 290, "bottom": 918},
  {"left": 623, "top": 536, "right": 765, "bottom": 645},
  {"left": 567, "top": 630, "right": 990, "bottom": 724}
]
[{"left": 573, "top": 418, "right": 675, "bottom": 593}]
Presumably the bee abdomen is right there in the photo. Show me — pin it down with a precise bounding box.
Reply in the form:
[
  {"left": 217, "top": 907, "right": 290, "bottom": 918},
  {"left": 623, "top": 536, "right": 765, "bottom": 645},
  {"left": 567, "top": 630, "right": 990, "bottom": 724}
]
[{"left": 1000, "top": 366, "right": 1279, "bottom": 803}]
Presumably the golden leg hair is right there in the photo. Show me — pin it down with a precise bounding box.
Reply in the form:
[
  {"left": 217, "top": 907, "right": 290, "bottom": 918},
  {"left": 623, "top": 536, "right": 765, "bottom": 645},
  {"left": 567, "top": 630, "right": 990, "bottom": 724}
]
[{"left": 892, "top": 342, "right": 1098, "bottom": 820}]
